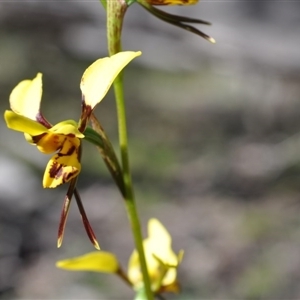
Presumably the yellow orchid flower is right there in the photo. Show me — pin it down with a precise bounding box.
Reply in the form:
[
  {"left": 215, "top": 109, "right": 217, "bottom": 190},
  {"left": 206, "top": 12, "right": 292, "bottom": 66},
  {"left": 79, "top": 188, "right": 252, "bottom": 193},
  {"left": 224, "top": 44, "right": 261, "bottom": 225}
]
[
  {"left": 128, "top": 218, "right": 183, "bottom": 293},
  {"left": 5, "top": 74, "right": 82, "bottom": 187},
  {"left": 4, "top": 51, "right": 141, "bottom": 188},
  {"left": 4, "top": 51, "right": 141, "bottom": 248},
  {"left": 56, "top": 218, "right": 183, "bottom": 295}
]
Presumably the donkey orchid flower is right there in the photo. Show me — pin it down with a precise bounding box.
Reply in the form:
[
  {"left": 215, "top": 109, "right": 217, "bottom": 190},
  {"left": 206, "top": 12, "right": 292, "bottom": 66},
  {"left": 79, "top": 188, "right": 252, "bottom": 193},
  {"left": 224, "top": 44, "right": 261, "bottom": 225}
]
[
  {"left": 4, "top": 51, "right": 141, "bottom": 249},
  {"left": 56, "top": 218, "right": 183, "bottom": 295},
  {"left": 128, "top": 218, "right": 183, "bottom": 293},
  {"left": 4, "top": 73, "right": 84, "bottom": 188}
]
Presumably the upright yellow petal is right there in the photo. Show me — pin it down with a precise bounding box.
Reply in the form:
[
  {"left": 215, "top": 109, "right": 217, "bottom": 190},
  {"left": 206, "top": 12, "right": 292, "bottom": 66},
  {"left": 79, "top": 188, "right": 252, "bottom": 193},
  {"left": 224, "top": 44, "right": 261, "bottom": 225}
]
[
  {"left": 9, "top": 73, "right": 43, "bottom": 120},
  {"left": 147, "top": 218, "right": 177, "bottom": 266},
  {"left": 56, "top": 251, "right": 119, "bottom": 273},
  {"left": 80, "top": 51, "right": 141, "bottom": 109},
  {"left": 128, "top": 218, "right": 181, "bottom": 291},
  {"left": 148, "top": 218, "right": 171, "bottom": 246}
]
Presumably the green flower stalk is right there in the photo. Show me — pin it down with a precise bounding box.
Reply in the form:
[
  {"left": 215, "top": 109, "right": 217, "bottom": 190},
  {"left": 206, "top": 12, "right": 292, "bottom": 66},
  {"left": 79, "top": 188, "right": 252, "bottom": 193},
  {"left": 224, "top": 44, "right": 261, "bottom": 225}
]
[
  {"left": 104, "top": 0, "right": 214, "bottom": 298},
  {"left": 106, "top": 1, "right": 154, "bottom": 300}
]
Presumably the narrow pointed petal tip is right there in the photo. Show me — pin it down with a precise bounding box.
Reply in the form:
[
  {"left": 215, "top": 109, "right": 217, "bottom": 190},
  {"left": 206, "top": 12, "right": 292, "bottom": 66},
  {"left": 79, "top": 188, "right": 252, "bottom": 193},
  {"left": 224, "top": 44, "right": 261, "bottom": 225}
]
[
  {"left": 82, "top": 218, "right": 101, "bottom": 250},
  {"left": 74, "top": 189, "right": 100, "bottom": 250},
  {"left": 57, "top": 191, "right": 74, "bottom": 249},
  {"left": 93, "top": 239, "right": 101, "bottom": 251},
  {"left": 57, "top": 236, "right": 63, "bottom": 248},
  {"left": 208, "top": 37, "right": 216, "bottom": 44}
]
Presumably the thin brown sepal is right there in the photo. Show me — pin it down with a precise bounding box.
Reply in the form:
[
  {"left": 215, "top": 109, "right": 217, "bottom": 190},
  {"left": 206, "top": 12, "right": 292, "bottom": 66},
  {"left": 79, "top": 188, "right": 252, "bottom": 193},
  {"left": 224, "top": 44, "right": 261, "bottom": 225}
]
[
  {"left": 57, "top": 177, "right": 77, "bottom": 248},
  {"left": 170, "top": 21, "right": 216, "bottom": 43},
  {"left": 138, "top": 0, "right": 215, "bottom": 43},
  {"left": 150, "top": 5, "right": 211, "bottom": 25},
  {"left": 74, "top": 188, "right": 100, "bottom": 250}
]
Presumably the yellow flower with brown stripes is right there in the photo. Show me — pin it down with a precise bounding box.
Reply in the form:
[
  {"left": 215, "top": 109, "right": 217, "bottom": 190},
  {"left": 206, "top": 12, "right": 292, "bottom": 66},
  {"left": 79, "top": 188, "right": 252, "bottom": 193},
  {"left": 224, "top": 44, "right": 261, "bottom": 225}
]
[{"left": 4, "top": 51, "right": 141, "bottom": 249}]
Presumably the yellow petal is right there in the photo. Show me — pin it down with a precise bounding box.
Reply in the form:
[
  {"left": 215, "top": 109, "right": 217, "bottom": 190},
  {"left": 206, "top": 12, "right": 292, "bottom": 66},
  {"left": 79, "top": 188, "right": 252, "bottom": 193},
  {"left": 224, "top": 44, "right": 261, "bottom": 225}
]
[
  {"left": 56, "top": 251, "right": 119, "bottom": 273},
  {"left": 34, "top": 121, "right": 83, "bottom": 154},
  {"left": 43, "top": 138, "right": 81, "bottom": 188},
  {"left": 80, "top": 51, "right": 141, "bottom": 109},
  {"left": 9, "top": 73, "right": 43, "bottom": 120},
  {"left": 146, "top": 0, "right": 197, "bottom": 4},
  {"left": 50, "top": 120, "right": 84, "bottom": 138},
  {"left": 148, "top": 218, "right": 171, "bottom": 246},
  {"left": 4, "top": 110, "right": 48, "bottom": 136},
  {"left": 147, "top": 218, "right": 177, "bottom": 266},
  {"left": 35, "top": 133, "right": 66, "bottom": 154},
  {"left": 128, "top": 249, "right": 143, "bottom": 288},
  {"left": 128, "top": 218, "right": 181, "bottom": 290},
  {"left": 160, "top": 263, "right": 177, "bottom": 287},
  {"left": 147, "top": 219, "right": 179, "bottom": 286},
  {"left": 43, "top": 155, "right": 80, "bottom": 188}
]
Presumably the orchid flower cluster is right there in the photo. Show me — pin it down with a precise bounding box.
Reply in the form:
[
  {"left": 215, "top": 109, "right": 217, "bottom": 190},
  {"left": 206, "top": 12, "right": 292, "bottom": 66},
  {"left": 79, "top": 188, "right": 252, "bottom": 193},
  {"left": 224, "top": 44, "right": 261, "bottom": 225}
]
[
  {"left": 4, "top": 51, "right": 183, "bottom": 298},
  {"left": 4, "top": 0, "right": 214, "bottom": 298}
]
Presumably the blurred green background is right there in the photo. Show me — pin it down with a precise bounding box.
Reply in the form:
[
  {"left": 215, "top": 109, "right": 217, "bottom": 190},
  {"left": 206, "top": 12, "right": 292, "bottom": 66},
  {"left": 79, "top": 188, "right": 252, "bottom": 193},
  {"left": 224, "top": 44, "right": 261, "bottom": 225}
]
[{"left": 1, "top": 1, "right": 300, "bottom": 299}]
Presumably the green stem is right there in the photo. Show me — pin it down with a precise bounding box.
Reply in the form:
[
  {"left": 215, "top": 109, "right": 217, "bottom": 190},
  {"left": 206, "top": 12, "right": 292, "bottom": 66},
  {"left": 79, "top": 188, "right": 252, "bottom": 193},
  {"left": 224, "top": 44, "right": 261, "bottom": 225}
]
[{"left": 106, "top": 1, "right": 153, "bottom": 300}]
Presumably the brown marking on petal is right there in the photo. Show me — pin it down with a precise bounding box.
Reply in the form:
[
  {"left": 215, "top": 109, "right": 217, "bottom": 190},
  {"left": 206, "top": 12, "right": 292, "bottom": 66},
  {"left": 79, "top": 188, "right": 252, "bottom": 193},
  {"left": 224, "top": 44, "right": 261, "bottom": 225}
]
[
  {"left": 31, "top": 132, "right": 47, "bottom": 144},
  {"left": 57, "top": 145, "right": 76, "bottom": 157},
  {"left": 49, "top": 161, "right": 63, "bottom": 179},
  {"left": 66, "top": 145, "right": 76, "bottom": 156},
  {"left": 49, "top": 161, "right": 79, "bottom": 183},
  {"left": 52, "top": 134, "right": 64, "bottom": 149},
  {"left": 78, "top": 99, "right": 93, "bottom": 133},
  {"left": 36, "top": 112, "right": 52, "bottom": 128},
  {"left": 62, "top": 168, "right": 79, "bottom": 183},
  {"left": 46, "top": 139, "right": 81, "bottom": 186}
]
